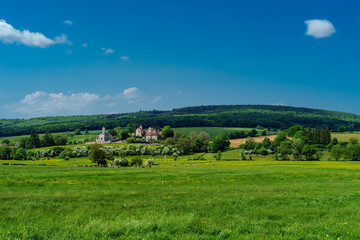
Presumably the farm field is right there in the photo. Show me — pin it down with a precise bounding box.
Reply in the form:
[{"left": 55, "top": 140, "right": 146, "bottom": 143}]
[
  {"left": 229, "top": 135, "right": 278, "bottom": 148},
  {"left": 0, "top": 130, "right": 100, "bottom": 143},
  {"left": 332, "top": 132, "right": 360, "bottom": 142},
  {"left": 173, "top": 127, "right": 274, "bottom": 138},
  {"left": 2, "top": 160, "right": 360, "bottom": 239}
]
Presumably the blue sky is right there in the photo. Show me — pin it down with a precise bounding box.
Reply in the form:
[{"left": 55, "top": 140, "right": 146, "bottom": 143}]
[{"left": 0, "top": 0, "right": 360, "bottom": 118}]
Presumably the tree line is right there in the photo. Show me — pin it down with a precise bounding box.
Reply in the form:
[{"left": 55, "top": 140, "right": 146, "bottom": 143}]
[{"left": 1, "top": 105, "right": 360, "bottom": 136}]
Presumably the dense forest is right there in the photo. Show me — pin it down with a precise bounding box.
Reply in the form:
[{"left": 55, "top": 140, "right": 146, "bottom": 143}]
[{"left": 1, "top": 105, "right": 360, "bottom": 136}]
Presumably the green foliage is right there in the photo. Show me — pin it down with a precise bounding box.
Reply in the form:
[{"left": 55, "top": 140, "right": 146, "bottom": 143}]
[
  {"left": 331, "top": 145, "right": 344, "bottom": 161},
  {"left": 292, "top": 139, "right": 305, "bottom": 160},
  {"left": 214, "top": 151, "right": 222, "bottom": 160},
  {"left": 287, "top": 126, "right": 305, "bottom": 137},
  {"left": 211, "top": 133, "right": 230, "bottom": 152},
  {"left": 74, "top": 129, "right": 82, "bottom": 135},
  {"left": 13, "top": 148, "right": 27, "bottom": 160},
  {"left": 338, "top": 126, "right": 346, "bottom": 132},
  {"left": 144, "top": 157, "right": 156, "bottom": 168},
  {"left": 193, "top": 137, "right": 206, "bottom": 153},
  {"left": 274, "top": 132, "right": 288, "bottom": 146},
  {"left": 175, "top": 137, "right": 193, "bottom": 154},
  {"left": 26, "top": 130, "right": 40, "bottom": 149},
  {"left": 1, "top": 139, "right": 10, "bottom": 145},
  {"left": 89, "top": 144, "right": 107, "bottom": 165},
  {"left": 108, "top": 129, "right": 117, "bottom": 137},
  {"left": 130, "top": 156, "right": 143, "bottom": 167},
  {"left": 301, "top": 144, "right": 316, "bottom": 161},
  {"left": 120, "top": 130, "right": 129, "bottom": 141},
  {"left": 161, "top": 126, "right": 174, "bottom": 139},
  {"left": 306, "top": 127, "right": 331, "bottom": 145},
  {"left": 278, "top": 141, "right": 292, "bottom": 160},
  {"left": 53, "top": 133, "right": 68, "bottom": 146},
  {"left": 262, "top": 137, "right": 272, "bottom": 149},
  {"left": 247, "top": 129, "right": 257, "bottom": 137},
  {"left": 113, "top": 158, "right": 129, "bottom": 167},
  {"left": 42, "top": 132, "right": 55, "bottom": 147},
  {"left": 258, "top": 147, "right": 268, "bottom": 155},
  {"left": 2, "top": 105, "right": 360, "bottom": 137},
  {"left": 164, "top": 137, "right": 175, "bottom": 146},
  {"left": 0, "top": 146, "right": 11, "bottom": 160}
]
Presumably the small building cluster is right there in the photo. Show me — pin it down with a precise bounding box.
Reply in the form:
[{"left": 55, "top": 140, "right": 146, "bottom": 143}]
[
  {"left": 96, "top": 127, "right": 114, "bottom": 144},
  {"left": 134, "top": 125, "right": 162, "bottom": 141}
]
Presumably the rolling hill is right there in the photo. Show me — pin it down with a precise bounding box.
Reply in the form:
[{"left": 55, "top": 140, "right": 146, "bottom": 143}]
[{"left": 1, "top": 105, "right": 360, "bottom": 136}]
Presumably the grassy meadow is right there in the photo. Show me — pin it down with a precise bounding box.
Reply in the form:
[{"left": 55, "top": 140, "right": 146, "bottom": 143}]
[
  {"left": 0, "top": 130, "right": 101, "bottom": 143},
  {"left": 172, "top": 127, "right": 274, "bottom": 138},
  {"left": 2, "top": 159, "right": 360, "bottom": 239},
  {"left": 332, "top": 132, "right": 360, "bottom": 142}
]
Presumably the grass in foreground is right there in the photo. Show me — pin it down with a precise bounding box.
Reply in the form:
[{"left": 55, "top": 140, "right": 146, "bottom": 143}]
[{"left": 1, "top": 160, "right": 360, "bottom": 239}]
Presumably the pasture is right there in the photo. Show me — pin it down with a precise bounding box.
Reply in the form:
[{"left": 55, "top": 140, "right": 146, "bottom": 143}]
[
  {"left": 332, "top": 132, "right": 360, "bottom": 142},
  {"left": 1, "top": 160, "right": 360, "bottom": 239},
  {"left": 0, "top": 130, "right": 100, "bottom": 143},
  {"left": 173, "top": 127, "right": 274, "bottom": 138}
]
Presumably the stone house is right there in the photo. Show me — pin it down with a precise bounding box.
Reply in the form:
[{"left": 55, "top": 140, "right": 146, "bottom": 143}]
[
  {"left": 134, "top": 125, "right": 161, "bottom": 141},
  {"left": 96, "top": 127, "right": 114, "bottom": 144}
]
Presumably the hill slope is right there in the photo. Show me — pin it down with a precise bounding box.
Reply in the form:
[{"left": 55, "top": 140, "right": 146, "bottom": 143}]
[{"left": 1, "top": 105, "right": 360, "bottom": 136}]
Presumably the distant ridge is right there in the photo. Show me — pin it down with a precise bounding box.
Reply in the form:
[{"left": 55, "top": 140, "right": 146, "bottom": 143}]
[{"left": 1, "top": 104, "right": 360, "bottom": 136}]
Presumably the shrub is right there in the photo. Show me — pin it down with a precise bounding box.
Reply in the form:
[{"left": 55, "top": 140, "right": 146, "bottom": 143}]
[
  {"left": 258, "top": 147, "right": 268, "bottom": 155},
  {"left": 144, "top": 158, "right": 157, "bottom": 168},
  {"left": 113, "top": 158, "right": 129, "bottom": 167},
  {"left": 130, "top": 157, "right": 143, "bottom": 167}
]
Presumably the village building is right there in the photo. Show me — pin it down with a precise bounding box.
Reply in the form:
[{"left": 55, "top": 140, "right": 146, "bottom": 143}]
[
  {"left": 96, "top": 127, "right": 114, "bottom": 144},
  {"left": 134, "top": 125, "right": 162, "bottom": 141}
]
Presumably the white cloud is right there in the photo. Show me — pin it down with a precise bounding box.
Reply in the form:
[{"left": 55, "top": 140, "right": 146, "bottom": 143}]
[
  {"left": 64, "top": 20, "right": 73, "bottom": 25},
  {"left": 101, "top": 47, "right": 114, "bottom": 55},
  {"left": 82, "top": 43, "right": 88, "bottom": 48},
  {"left": 8, "top": 91, "right": 99, "bottom": 116},
  {"left": 65, "top": 49, "right": 73, "bottom": 54},
  {"left": 120, "top": 55, "right": 129, "bottom": 60},
  {"left": 305, "top": 19, "right": 336, "bottom": 38},
  {"left": 4, "top": 88, "right": 164, "bottom": 117},
  {"left": 123, "top": 87, "right": 139, "bottom": 103},
  {"left": 152, "top": 96, "right": 162, "bottom": 105},
  {"left": 0, "top": 19, "right": 71, "bottom": 48}
]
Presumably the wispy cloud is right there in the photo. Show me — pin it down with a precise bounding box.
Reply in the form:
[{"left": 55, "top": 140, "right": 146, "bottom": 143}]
[
  {"left": 120, "top": 55, "right": 129, "bottom": 60},
  {"left": 64, "top": 20, "right": 73, "bottom": 25},
  {"left": 152, "top": 96, "right": 162, "bottom": 105},
  {"left": 82, "top": 43, "right": 88, "bottom": 48},
  {"left": 65, "top": 49, "right": 73, "bottom": 54},
  {"left": 101, "top": 47, "right": 114, "bottom": 55},
  {"left": 305, "top": 19, "right": 336, "bottom": 38},
  {"left": 0, "top": 19, "right": 71, "bottom": 48}
]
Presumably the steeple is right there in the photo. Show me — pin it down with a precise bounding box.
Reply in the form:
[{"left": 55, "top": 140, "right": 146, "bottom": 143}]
[{"left": 102, "top": 126, "right": 105, "bottom": 134}]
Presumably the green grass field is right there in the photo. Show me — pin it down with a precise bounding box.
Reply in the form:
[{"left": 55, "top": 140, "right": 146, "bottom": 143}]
[
  {"left": 0, "top": 130, "right": 100, "bottom": 144},
  {"left": 332, "top": 132, "right": 360, "bottom": 142},
  {"left": 2, "top": 159, "right": 360, "bottom": 239},
  {"left": 173, "top": 127, "right": 274, "bottom": 138}
]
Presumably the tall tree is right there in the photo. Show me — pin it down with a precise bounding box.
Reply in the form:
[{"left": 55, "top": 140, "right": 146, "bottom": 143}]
[
  {"left": 26, "top": 129, "right": 40, "bottom": 149},
  {"left": 211, "top": 133, "right": 230, "bottom": 152},
  {"left": 43, "top": 131, "right": 55, "bottom": 147},
  {"left": 89, "top": 144, "right": 107, "bottom": 166},
  {"left": 161, "top": 126, "right": 174, "bottom": 139}
]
